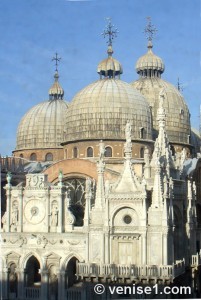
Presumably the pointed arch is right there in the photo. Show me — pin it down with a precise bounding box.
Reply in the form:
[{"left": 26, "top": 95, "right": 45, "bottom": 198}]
[
  {"left": 25, "top": 255, "right": 41, "bottom": 287},
  {"left": 61, "top": 252, "right": 84, "bottom": 271},
  {"left": 21, "top": 252, "right": 43, "bottom": 269}
]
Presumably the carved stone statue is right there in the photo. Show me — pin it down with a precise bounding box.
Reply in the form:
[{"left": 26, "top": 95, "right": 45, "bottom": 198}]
[
  {"left": 99, "top": 140, "right": 105, "bottom": 160},
  {"left": 51, "top": 204, "right": 58, "bottom": 226},
  {"left": 65, "top": 190, "right": 76, "bottom": 225},
  {"left": 125, "top": 120, "right": 131, "bottom": 142},
  {"left": 11, "top": 206, "right": 18, "bottom": 226},
  {"left": 6, "top": 172, "right": 12, "bottom": 186}
]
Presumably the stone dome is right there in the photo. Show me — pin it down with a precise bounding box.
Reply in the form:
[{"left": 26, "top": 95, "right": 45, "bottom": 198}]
[
  {"left": 65, "top": 78, "right": 152, "bottom": 142},
  {"left": 16, "top": 74, "right": 68, "bottom": 150},
  {"left": 131, "top": 78, "right": 191, "bottom": 144},
  {"left": 136, "top": 42, "right": 165, "bottom": 77}
]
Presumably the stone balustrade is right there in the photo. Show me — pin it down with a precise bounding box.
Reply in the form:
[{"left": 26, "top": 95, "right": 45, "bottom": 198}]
[
  {"left": 24, "top": 287, "right": 41, "bottom": 299},
  {"left": 0, "top": 156, "right": 27, "bottom": 173},
  {"left": 77, "top": 260, "right": 185, "bottom": 281},
  {"left": 66, "top": 287, "right": 84, "bottom": 300},
  {"left": 191, "top": 253, "right": 201, "bottom": 266}
]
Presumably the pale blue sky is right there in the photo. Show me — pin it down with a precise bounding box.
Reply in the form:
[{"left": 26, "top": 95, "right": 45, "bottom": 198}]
[{"left": 0, "top": 0, "right": 200, "bottom": 156}]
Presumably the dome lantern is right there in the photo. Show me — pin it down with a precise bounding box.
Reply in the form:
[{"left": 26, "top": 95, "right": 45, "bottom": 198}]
[
  {"left": 97, "top": 18, "right": 123, "bottom": 79},
  {"left": 48, "top": 53, "right": 64, "bottom": 100},
  {"left": 136, "top": 17, "right": 165, "bottom": 78}
]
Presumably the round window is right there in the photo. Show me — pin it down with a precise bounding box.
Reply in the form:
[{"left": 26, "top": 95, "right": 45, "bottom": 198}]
[{"left": 123, "top": 215, "right": 132, "bottom": 224}]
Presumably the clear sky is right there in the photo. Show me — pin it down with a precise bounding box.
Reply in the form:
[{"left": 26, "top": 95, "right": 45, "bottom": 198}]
[{"left": 0, "top": 0, "right": 200, "bottom": 156}]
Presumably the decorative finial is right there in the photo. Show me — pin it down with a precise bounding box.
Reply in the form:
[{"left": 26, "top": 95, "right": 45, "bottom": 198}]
[
  {"left": 102, "top": 17, "right": 118, "bottom": 47},
  {"left": 52, "top": 52, "right": 61, "bottom": 73},
  {"left": 6, "top": 171, "right": 12, "bottom": 186},
  {"left": 124, "top": 121, "right": 132, "bottom": 158},
  {"left": 177, "top": 77, "right": 183, "bottom": 92},
  {"left": 99, "top": 140, "right": 105, "bottom": 160},
  {"left": 157, "top": 88, "right": 166, "bottom": 130},
  {"left": 144, "top": 17, "right": 157, "bottom": 46},
  {"left": 125, "top": 120, "right": 132, "bottom": 143},
  {"left": 58, "top": 169, "right": 63, "bottom": 186}
]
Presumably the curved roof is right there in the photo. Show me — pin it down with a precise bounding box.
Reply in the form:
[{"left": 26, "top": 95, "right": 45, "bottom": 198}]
[
  {"left": 64, "top": 78, "right": 152, "bottom": 142},
  {"left": 131, "top": 77, "right": 191, "bottom": 144},
  {"left": 136, "top": 42, "right": 165, "bottom": 76},
  {"left": 16, "top": 99, "right": 68, "bottom": 150},
  {"left": 97, "top": 46, "right": 123, "bottom": 78}
]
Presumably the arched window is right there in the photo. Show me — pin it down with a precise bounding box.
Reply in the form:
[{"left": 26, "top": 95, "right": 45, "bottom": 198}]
[
  {"left": 87, "top": 147, "right": 93, "bottom": 157},
  {"left": 45, "top": 153, "right": 53, "bottom": 161},
  {"left": 65, "top": 257, "right": 79, "bottom": 288},
  {"left": 26, "top": 256, "right": 41, "bottom": 287},
  {"left": 140, "top": 127, "right": 144, "bottom": 139},
  {"left": 73, "top": 147, "right": 78, "bottom": 158},
  {"left": 30, "top": 153, "right": 37, "bottom": 161},
  {"left": 19, "top": 154, "right": 23, "bottom": 158},
  {"left": 105, "top": 146, "right": 112, "bottom": 157},
  {"left": 140, "top": 147, "right": 144, "bottom": 158},
  {"left": 170, "top": 145, "right": 175, "bottom": 156}
]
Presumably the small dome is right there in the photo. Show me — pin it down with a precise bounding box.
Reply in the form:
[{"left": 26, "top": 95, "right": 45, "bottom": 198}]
[
  {"left": 136, "top": 42, "right": 165, "bottom": 77},
  {"left": 16, "top": 99, "right": 68, "bottom": 150},
  {"left": 48, "top": 72, "right": 64, "bottom": 100},
  {"left": 65, "top": 78, "right": 152, "bottom": 142},
  {"left": 97, "top": 46, "right": 123, "bottom": 78},
  {"left": 131, "top": 77, "right": 190, "bottom": 144}
]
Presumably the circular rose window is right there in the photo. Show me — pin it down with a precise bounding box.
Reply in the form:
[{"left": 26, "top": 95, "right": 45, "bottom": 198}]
[{"left": 123, "top": 215, "right": 132, "bottom": 224}]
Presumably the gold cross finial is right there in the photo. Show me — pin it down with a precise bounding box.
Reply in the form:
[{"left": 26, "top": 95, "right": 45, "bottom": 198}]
[
  {"left": 101, "top": 17, "right": 118, "bottom": 46},
  {"left": 144, "top": 17, "right": 157, "bottom": 42},
  {"left": 52, "top": 52, "right": 61, "bottom": 73}
]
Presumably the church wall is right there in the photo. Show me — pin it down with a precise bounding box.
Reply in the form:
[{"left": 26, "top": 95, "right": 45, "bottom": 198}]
[
  {"left": 64, "top": 140, "right": 153, "bottom": 160},
  {"left": 13, "top": 148, "right": 64, "bottom": 162},
  {"left": 43, "top": 159, "right": 98, "bottom": 183}
]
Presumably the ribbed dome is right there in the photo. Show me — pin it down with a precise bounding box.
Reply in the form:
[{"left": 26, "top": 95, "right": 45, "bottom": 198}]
[
  {"left": 48, "top": 72, "right": 64, "bottom": 100},
  {"left": 136, "top": 43, "right": 165, "bottom": 77},
  {"left": 97, "top": 46, "right": 123, "bottom": 78},
  {"left": 16, "top": 99, "right": 68, "bottom": 150},
  {"left": 65, "top": 79, "right": 152, "bottom": 142},
  {"left": 131, "top": 77, "right": 191, "bottom": 144}
]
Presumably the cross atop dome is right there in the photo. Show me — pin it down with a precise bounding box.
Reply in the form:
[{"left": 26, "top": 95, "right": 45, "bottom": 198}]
[
  {"left": 49, "top": 52, "right": 64, "bottom": 100},
  {"left": 101, "top": 17, "right": 118, "bottom": 47},
  {"left": 143, "top": 17, "right": 157, "bottom": 45},
  {"left": 52, "top": 52, "right": 61, "bottom": 73}
]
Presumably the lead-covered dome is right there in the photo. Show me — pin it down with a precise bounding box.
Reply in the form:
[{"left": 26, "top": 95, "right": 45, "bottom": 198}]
[
  {"left": 136, "top": 42, "right": 165, "bottom": 77},
  {"left": 65, "top": 47, "right": 152, "bottom": 142},
  {"left": 131, "top": 43, "right": 191, "bottom": 145},
  {"left": 16, "top": 73, "right": 68, "bottom": 150}
]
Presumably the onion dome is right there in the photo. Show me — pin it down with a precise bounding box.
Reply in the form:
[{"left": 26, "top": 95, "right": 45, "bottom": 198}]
[
  {"left": 136, "top": 41, "right": 165, "bottom": 78},
  {"left": 97, "top": 45, "right": 123, "bottom": 78},
  {"left": 48, "top": 72, "right": 64, "bottom": 100},
  {"left": 65, "top": 47, "right": 152, "bottom": 142},
  {"left": 15, "top": 73, "right": 68, "bottom": 150}
]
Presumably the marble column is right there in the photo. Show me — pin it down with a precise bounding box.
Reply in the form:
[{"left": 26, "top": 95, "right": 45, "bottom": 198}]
[
  {"left": 40, "top": 269, "right": 49, "bottom": 300},
  {"left": 57, "top": 270, "right": 65, "bottom": 300},
  {"left": 16, "top": 268, "right": 25, "bottom": 300},
  {"left": 2, "top": 268, "right": 9, "bottom": 299}
]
